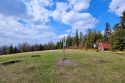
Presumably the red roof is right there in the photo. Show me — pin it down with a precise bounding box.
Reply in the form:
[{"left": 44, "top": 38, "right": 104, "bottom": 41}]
[{"left": 101, "top": 43, "right": 110, "bottom": 49}]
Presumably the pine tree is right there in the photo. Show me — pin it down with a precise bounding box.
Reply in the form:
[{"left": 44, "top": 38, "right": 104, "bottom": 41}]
[
  {"left": 104, "top": 22, "right": 111, "bottom": 41},
  {"left": 113, "top": 23, "right": 120, "bottom": 30},
  {"left": 39, "top": 44, "right": 43, "bottom": 51},
  {"left": 96, "top": 31, "right": 103, "bottom": 42},
  {"left": 56, "top": 39, "right": 63, "bottom": 49},
  {"left": 109, "top": 11, "right": 125, "bottom": 51},
  {"left": 109, "top": 29, "right": 125, "bottom": 51},
  {"left": 14, "top": 47, "right": 18, "bottom": 53},
  {"left": 0, "top": 46, "right": 8, "bottom": 55},
  {"left": 120, "top": 11, "right": 125, "bottom": 29},
  {"left": 79, "top": 32, "right": 83, "bottom": 48},
  {"left": 75, "top": 29, "right": 79, "bottom": 48},
  {"left": 66, "top": 35, "right": 73, "bottom": 48},
  {"left": 85, "top": 29, "right": 97, "bottom": 49},
  {"left": 9, "top": 44, "right": 14, "bottom": 54}
]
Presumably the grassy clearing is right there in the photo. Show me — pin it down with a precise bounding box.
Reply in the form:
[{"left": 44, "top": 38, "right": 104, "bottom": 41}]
[{"left": 0, "top": 50, "right": 125, "bottom": 83}]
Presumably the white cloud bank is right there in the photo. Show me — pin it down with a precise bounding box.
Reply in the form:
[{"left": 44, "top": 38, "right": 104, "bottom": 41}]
[
  {"left": 109, "top": 0, "right": 125, "bottom": 16},
  {"left": 0, "top": 0, "right": 97, "bottom": 45},
  {"left": 52, "top": 1, "right": 97, "bottom": 33},
  {"left": 62, "top": 11, "right": 97, "bottom": 32},
  {"left": 0, "top": 0, "right": 56, "bottom": 45}
]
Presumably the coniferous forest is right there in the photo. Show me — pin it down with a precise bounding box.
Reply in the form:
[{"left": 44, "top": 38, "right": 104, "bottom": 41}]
[{"left": 0, "top": 11, "right": 125, "bottom": 55}]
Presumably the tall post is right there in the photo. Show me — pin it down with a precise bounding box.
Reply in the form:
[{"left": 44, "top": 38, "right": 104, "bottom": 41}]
[
  {"left": 62, "top": 41, "right": 64, "bottom": 58},
  {"left": 62, "top": 36, "right": 66, "bottom": 59}
]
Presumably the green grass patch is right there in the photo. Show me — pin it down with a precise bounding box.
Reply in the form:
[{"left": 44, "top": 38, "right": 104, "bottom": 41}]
[{"left": 0, "top": 50, "right": 125, "bottom": 83}]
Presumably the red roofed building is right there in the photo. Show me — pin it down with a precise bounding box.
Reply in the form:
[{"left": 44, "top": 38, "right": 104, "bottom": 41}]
[{"left": 98, "top": 42, "right": 110, "bottom": 51}]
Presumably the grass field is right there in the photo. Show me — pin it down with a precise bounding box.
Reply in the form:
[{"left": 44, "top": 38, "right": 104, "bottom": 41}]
[{"left": 0, "top": 50, "right": 125, "bottom": 83}]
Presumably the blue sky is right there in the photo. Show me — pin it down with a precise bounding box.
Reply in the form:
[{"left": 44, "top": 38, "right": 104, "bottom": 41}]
[{"left": 0, "top": 0, "right": 125, "bottom": 46}]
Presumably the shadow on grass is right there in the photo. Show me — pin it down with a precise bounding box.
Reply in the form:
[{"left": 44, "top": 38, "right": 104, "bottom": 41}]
[
  {"left": 114, "top": 53, "right": 125, "bottom": 55},
  {"left": 1, "top": 60, "right": 22, "bottom": 66},
  {"left": 31, "top": 55, "right": 41, "bottom": 57},
  {"left": 94, "top": 59, "right": 107, "bottom": 64}
]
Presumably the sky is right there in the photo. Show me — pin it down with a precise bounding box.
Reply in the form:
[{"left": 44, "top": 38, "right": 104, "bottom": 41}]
[{"left": 0, "top": 0, "right": 125, "bottom": 46}]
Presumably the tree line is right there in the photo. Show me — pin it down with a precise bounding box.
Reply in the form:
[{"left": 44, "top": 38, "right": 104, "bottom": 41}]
[
  {"left": 0, "top": 42, "right": 56, "bottom": 55},
  {"left": 0, "top": 11, "right": 125, "bottom": 55},
  {"left": 56, "top": 11, "right": 125, "bottom": 51}
]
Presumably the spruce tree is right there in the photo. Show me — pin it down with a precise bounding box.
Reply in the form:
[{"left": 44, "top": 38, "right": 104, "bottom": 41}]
[
  {"left": 109, "top": 11, "right": 125, "bottom": 51},
  {"left": 14, "top": 47, "right": 18, "bottom": 53},
  {"left": 79, "top": 32, "right": 83, "bottom": 48},
  {"left": 66, "top": 35, "right": 73, "bottom": 48},
  {"left": 75, "top": 29, "right": 79, "bottom": 47},
  {"left": 9, "top": 44, "right": 14, "bottom": 54},
  {"left": 120, "top": 11, "right": 125, "bottom": 29},
  {"left": 104, "top": 22, "right": 111, "bottom": 41}
]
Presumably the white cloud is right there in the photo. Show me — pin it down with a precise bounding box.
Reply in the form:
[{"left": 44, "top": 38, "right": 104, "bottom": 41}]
[
  {"left": 26, "top": 0, "right": 51, "bottom": 23},
  {"left": 39, "top": 0, "right": 53, "bottom": 7},
  {"left": 52, "top": 2, "right": 69, "bottom": 22},
  {"left": 52, "top": 10, "right": 97, "bottom": 33},
  {"left": 63, "top": 11, "right": 97, "bottom": 33},
  {"left": 52, "top": 10, "right": 62, "bottom": 21},
  {"left": 0, "top": 0, "right": 97, "bottom": 45},
  {"left": 68, "top": 0, "right": 91, "bottom": 11},
  {"left": 58, "top": 34, "right": 69, "bottom": 39},
  {"left": 0, "top": 14, "right": 56, "bottom": 44},
  {"left": 51, "top": 0, "right": 97, "bottom": 33},
  {"left": 109, "top": 0, "right": 125, "bottom": 16},
  {"left": 0, "top": 0, "right": 57, "bottom": 45},
  {"left": 56, "top": 2, "right": 69, "bottom": 11}
]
